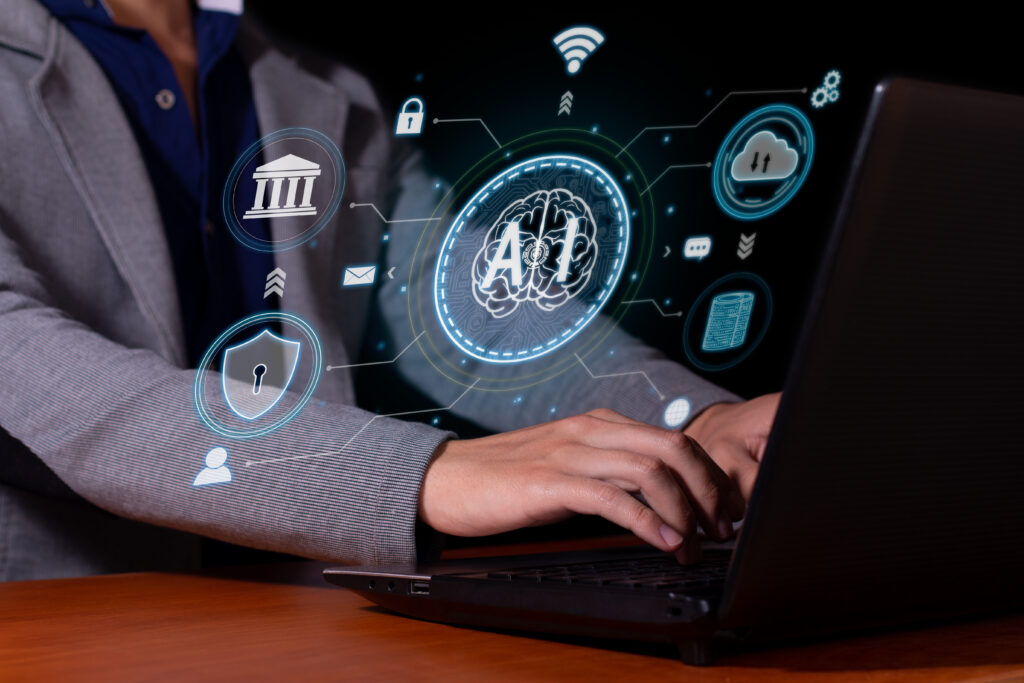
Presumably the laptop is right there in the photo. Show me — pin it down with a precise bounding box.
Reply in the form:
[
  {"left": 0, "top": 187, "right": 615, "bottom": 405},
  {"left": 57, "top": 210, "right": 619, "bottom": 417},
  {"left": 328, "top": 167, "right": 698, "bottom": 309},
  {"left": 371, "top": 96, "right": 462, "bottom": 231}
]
[{"left": 324, "top": 78, "right": 1024, "bottom": 665}]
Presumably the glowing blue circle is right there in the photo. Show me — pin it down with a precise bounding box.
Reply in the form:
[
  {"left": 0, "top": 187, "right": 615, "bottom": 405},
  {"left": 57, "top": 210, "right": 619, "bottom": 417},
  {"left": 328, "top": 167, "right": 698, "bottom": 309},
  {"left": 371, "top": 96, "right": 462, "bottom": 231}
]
[
  {"left": 433, "top": 154, "right": 630, "bottom": 364},
  {"left": 194, "top": 311, "right": 323, "bottom": 439},
  {"left": 712, "top": 104, "right": 814, "bottom": 221},
  {"left": 222, "top": 127, "right": 345, "bottom": 252}
]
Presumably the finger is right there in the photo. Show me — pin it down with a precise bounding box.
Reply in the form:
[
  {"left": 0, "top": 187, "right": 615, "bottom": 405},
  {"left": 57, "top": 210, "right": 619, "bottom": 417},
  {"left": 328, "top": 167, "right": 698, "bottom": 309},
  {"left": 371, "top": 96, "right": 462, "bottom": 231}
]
[
  {"left": 661, "top": 435, "right": 743, "bottom": 540},
  {"left": 561, "top": 477, "right": 701, "bottom": 563},
  {"left": 718, "top": 443, "right": 760, "bottom": 501},
  {"left": 559, "top": 446, "right": 698, "bottom": 546},
  {"left": 571, "top": 422, "right": 741, "bottom": 539}
]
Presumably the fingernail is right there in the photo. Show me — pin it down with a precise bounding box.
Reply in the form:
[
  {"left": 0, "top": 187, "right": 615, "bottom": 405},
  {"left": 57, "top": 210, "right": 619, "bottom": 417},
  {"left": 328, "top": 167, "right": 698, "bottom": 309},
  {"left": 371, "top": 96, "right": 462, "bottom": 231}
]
[
  {"left": 659, "top": 524, "right": 683, "bottom": 548},
  {"left": 717, "top": 518, "right": 733, "bottom": 540}
]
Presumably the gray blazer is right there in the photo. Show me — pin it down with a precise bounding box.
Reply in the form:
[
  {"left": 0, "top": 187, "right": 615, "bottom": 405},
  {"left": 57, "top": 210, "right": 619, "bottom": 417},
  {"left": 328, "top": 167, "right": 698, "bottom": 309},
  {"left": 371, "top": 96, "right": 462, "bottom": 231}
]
[{"left": 0, "top": 0, "right": 738, "bottom": 581}]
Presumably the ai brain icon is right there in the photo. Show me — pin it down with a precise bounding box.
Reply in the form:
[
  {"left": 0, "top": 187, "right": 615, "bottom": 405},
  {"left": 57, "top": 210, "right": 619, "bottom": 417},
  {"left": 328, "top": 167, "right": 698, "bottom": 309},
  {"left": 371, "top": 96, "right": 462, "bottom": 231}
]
[{"left": 434, "top": 154, "right": 630, "bottom": 364}]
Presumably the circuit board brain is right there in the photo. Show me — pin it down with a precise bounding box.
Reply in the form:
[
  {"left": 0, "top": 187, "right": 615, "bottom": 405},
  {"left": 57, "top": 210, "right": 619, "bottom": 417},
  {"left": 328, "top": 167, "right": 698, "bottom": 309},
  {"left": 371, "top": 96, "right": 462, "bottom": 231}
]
[{"left": 471, "top": 189, "right": 598, "bottom": 318}]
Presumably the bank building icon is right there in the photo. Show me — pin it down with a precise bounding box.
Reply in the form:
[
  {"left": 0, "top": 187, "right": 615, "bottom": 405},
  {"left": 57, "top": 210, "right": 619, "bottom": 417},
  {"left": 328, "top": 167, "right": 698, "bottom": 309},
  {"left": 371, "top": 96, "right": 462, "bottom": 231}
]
[{"left": 243, "top": 154, "right": 321, "bottom": 220}]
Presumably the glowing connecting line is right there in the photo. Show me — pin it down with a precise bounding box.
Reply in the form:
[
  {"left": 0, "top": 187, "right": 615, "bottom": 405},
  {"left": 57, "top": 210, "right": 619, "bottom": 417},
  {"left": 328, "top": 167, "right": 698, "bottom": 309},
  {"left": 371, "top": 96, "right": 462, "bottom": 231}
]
[
  {"left": 639, "top": 162, "right": 711, "bottom": 196},
  {"left": 325, "top": 332, "right": 425, "bottom": 372},
  {"left": 620, "top": 299, "right": 683, "bottom": 318},
  {"left": 245, "top": 379, "right": 480, "bottom": 468},
  {"left": 432, "top": 117, "right": 503, "bottom": 148},
  {"left": 614, "top": 88, "right": 807, "bottom": 158},
  {"left": 349, "top": 202, "right": 442, "bottom": 224},
  {"left": 574, "top": 353, "right": 665, "bottom": 401}
]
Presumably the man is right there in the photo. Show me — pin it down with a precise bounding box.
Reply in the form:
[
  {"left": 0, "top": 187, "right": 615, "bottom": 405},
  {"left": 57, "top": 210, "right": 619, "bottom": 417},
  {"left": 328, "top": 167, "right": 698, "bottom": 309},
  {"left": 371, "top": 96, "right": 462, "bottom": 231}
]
[{"left": 0, "top": 0, "right": 778, "bottom": 581}]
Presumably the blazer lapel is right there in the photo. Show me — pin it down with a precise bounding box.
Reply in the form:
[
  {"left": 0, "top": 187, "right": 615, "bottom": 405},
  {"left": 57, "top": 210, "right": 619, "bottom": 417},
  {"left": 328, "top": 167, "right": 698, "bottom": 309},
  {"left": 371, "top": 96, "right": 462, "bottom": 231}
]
[
  {"left": 28, "top": 17, "right": 188, "bottom": 367},
  {"left": 242, "top": 29, "right": 360, "bottom": 404}
]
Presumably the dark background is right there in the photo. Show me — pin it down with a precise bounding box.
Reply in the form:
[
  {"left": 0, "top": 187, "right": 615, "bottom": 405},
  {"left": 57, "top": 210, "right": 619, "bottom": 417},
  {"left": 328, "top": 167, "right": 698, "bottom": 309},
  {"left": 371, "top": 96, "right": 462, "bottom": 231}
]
[{"left": 244, "top": 9, "right": 1019, "bottom": 543}]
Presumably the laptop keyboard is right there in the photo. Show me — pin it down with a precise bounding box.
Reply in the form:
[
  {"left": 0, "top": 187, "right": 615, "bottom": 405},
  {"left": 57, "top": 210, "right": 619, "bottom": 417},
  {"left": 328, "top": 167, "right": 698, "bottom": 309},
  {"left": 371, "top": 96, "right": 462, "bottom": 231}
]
[{"left": 482, "top": 549, "right": 731, "bottom": 592}]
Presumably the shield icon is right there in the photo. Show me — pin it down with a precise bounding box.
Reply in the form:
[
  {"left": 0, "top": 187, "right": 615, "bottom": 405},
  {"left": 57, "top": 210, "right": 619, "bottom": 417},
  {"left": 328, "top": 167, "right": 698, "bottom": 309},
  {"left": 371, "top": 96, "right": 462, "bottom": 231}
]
[{"left": 220, "top": 329, "right": 302, "bottom": 421}]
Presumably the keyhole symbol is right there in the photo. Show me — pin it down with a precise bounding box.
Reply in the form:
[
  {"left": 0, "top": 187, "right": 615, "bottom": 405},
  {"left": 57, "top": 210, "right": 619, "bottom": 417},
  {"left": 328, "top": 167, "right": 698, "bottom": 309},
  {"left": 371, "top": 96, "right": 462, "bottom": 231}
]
[{"left": 252, "top": 364, "right": 267, "bottom": 395}]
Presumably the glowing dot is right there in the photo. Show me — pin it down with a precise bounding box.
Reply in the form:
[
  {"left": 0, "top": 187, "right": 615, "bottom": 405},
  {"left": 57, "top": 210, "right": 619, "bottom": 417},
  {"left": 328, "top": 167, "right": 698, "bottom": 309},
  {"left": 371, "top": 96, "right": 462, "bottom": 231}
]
[
  {"left": 662, "top": 134, "right": 671, "bottom": 144},
  {"left": 663, "top": 397, "right": 692, "bottom": 428},
  {"left": 630, "top": 209, "right": 638, "bottom": 217},
  {"left": 590, "top": 125, "right": 599, "bottom": 133},
  {"left": 376, "top": 341, "right": 386, "bottom": 351},
  {"left": 504, "top": 151, "right": 512, "bottom": 158},
  {"left": 415, "top": 73, "right": 423, "bottom": 82},
  {"left": 705, "top": 88, "right": 712, "bottom": 96},
  {"left": 309, "top": 240, "right": 317, "bottom": 248},
  {"left": 382, "top": 233, "right": 390, "bottom": 242},
  {"left": 459, "top": 358, "right": 467, "bottom": 365},
  {"left": 431, "top": 416, "right": 440, "bottom": 426},
  {"left": 666, "top": 205, "right": 676, "bottom": 216},
  {"left": 434, "top": 181, "right": 441, "bottom": 190},
  {"left": 400, "top": 284, "right": 408, "bottom": 293},
  {"left": 512, "top": 395, "right": 524, "bottom": 406},
  {"left": 624, "top": 173, "right": 633, "bottom": 182},
  {"left": 549, "top": 406, "right": 558, "bottom": 415},
  {"left": 630, "top": 272, "right": 638, "bottom": 281},
  {"left": 664, "top": 298, "right": 672, "bottom": 306},
  {"left": 608, "top": 348, "right": 616, "bottom": 356}
]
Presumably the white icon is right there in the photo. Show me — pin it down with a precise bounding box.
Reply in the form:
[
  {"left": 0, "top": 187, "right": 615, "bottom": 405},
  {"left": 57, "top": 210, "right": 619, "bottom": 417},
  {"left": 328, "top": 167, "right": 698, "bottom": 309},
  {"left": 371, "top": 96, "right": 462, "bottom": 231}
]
[
  {"left": 342, "top": 265, "right": 377, "bottom": 287},
  {"left": 683, "top": 236, "right": 712, "bottom": 261},
  {"left": 553, "top": 26, "right": 605, "bottom": 75},
  {"left": 662, "top": 397, "right": 692, "bottom": 429},
  {"left": 243, "top": 154, "right": 321, "bottom": 220},
  {"left": 221, "top": 330, "right": 301, "bottom": 420},
  {"left": 558, "top": 90, "right": 574, "bottom": 116},
  {"left": 385, "top": 266, "right": 396, "bottom": 280},
  {"left": 193, "top": 447, "right": 232, "bottom": 487},
  {"left": 264, "top": 267, "right": 286, "bottom": 298},
  {"left": 730, "top": 131, "right": 799, "bottom": 182},
  {"left": 472, "top": 189, "right": 597, "bottom": 319},
  {"left": 737, "top": 233, "right": 756, "bottom": 260},
  {"left": 395, "top": 97, "right": 425, "bottom": 136},
  {"left": 811, "top": 69, "right": 841, "bottom": 109}
]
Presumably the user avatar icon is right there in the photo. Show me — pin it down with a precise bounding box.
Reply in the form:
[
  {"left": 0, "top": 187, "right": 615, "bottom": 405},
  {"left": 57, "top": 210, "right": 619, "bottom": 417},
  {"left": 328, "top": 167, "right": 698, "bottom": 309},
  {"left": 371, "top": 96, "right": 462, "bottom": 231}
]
[{"left": 193, "top": 447, "right": 232, "bottom": 487}]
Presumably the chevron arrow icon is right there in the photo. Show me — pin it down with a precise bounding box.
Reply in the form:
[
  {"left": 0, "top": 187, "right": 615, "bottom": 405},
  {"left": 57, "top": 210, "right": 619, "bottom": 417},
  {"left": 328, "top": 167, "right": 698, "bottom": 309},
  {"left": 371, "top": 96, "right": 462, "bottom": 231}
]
[
  {"left": 264, "top": 267, "right": 286, "bottom": 298},
  {"left": 737, "top": 233, "right": 756, "bottom": 260},
  {"left": 558, "top": 90, "right": 574, "bottom": 116}
]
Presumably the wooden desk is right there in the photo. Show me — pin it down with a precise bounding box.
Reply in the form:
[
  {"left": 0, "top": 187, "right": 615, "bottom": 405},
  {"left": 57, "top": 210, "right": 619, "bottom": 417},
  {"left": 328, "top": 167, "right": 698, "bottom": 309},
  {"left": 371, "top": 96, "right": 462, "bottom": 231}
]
[{"left": 3, "top": 537, "right": 1024, "bottom": 681}]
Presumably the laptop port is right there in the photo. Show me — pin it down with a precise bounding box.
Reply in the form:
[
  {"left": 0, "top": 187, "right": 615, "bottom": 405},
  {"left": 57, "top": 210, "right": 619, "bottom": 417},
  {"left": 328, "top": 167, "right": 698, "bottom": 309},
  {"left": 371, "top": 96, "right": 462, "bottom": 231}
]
[{"left": 409, "top": 580, "right": 430, "bottom": 596}]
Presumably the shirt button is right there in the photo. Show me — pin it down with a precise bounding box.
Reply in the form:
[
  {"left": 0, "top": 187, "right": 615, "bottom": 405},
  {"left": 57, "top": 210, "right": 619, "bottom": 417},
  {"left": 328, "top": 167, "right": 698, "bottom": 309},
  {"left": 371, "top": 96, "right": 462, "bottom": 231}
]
[{"left": 155, "top": 89, "right": 176, "bottom": 110}]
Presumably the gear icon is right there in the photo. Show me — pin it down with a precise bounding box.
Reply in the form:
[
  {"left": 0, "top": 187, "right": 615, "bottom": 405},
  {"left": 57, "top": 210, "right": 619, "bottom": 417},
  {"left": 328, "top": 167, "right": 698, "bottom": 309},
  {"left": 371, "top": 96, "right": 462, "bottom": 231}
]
[
  {"left": 823, "top": 69, "right": 841, "bottom": 90},
  {"left": 828, "top": 88, "right": 839, "bottom": 103},
  {"left": 810, "top": 86, "right": 829, "bottom": 109}
]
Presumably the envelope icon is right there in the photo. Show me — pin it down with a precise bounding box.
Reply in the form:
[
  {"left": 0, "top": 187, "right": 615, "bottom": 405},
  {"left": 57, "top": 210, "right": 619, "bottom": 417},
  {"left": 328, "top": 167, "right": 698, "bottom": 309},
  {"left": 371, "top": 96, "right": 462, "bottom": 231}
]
[{"left": 342, "top": 265, "right": 377, "bottom": 287}]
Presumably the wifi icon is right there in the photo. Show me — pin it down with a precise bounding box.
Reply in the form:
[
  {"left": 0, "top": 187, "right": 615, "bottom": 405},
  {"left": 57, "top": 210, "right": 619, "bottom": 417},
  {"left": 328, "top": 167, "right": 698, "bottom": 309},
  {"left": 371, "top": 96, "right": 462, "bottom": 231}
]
[{"left": 552, "top": 26, "right": 605, "bottom": 76}]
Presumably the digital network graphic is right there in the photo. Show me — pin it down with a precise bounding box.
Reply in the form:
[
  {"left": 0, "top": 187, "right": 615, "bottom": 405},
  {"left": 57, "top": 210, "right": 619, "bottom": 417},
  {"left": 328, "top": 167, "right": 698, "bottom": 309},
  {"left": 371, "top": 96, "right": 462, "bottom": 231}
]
[
  {"left": 222, "top": 127, "right": 345, "bottom": 252},
  {"left": 434, "top": 154, "right": 630, "bottom": 364},
  {"left": 194, "top": 312, "right": 323, "bottom": 440},
  {"left": 199, "top": 23, "right": 842, "bottom": 477}
]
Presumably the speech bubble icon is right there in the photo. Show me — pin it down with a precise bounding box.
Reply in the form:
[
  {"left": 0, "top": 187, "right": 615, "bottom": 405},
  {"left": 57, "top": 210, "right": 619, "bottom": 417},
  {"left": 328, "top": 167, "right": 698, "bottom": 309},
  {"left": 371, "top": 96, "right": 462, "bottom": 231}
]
[{"left": 683, "top": 236, "right": 712, "bottom": 261}]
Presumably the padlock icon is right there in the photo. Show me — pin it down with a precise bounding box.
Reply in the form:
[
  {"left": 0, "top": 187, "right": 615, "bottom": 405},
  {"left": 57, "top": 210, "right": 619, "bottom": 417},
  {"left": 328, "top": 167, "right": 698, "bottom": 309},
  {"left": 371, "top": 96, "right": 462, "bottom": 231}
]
[{"left": 395, "top": 97, "right": 425, "bottom": 136}]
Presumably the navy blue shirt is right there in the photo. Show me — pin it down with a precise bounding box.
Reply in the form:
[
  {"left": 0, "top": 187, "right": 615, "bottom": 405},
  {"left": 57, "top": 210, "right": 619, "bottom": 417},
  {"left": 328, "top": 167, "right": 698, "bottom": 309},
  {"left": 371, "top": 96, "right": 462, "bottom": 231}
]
[{"left": 41, "top": 0, "right": 274, "bottom": 365}]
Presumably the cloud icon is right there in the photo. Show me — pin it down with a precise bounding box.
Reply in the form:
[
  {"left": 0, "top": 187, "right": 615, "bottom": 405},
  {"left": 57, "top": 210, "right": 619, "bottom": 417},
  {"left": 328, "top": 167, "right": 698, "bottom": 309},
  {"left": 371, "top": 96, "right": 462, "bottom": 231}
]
[{"left": 730, "top": 130, "right": 799, "bottom": 182}]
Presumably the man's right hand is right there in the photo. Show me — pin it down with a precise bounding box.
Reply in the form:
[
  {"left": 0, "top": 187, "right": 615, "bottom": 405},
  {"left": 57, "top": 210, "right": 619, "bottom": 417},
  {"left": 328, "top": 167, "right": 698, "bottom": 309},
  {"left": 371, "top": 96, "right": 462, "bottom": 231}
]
[{"left": 418, "top": 409, "right": 746, "bottom": 564}]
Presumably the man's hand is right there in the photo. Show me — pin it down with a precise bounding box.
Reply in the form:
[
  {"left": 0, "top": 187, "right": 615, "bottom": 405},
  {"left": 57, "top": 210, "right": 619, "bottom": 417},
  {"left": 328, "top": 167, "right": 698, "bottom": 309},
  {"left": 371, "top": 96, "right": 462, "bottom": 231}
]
[
  {"left": 684, "top": 393, "right": 781, "bottom": 501},
  {"left": 418, "top": 409, "right": 746, "bottom": 563}
]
